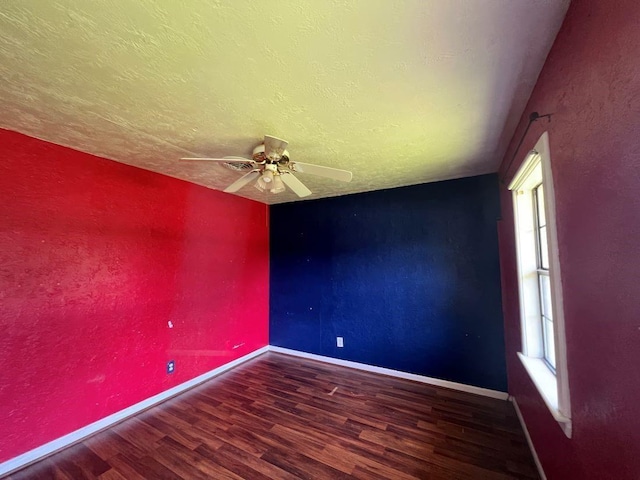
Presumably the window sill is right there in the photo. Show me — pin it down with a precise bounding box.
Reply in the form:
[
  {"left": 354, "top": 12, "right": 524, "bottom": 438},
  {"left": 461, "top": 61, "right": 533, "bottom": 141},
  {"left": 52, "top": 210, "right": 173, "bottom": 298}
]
[{"left": 518, "top": 352, "right": 572, "bottom": 438}]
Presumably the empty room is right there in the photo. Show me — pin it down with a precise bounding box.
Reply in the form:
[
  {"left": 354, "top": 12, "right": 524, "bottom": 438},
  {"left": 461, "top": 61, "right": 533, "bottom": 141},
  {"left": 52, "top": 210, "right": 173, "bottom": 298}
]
[{"left": 1, "top": 0, "right": 638, "bottom": 479}]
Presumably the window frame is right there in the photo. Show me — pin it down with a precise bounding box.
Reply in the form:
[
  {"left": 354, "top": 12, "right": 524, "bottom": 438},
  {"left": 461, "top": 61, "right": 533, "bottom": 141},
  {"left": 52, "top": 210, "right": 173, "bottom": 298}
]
[{"left": 508, "top": 132, "right": 572, "bottom": 438}]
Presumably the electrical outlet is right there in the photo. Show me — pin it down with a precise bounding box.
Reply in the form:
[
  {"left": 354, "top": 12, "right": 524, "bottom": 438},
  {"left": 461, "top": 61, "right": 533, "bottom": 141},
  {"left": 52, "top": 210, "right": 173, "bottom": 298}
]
[
  {"left": 337, "top": 337, "right": 344, "bottom": 348},
  {"left": 167, "top": 360, "right": 175, "bottom": 374}
]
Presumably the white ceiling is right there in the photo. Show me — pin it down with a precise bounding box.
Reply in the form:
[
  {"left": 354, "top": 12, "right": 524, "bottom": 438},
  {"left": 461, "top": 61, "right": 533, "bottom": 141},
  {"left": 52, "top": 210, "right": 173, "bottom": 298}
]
[{"left": 0, "top": 1, "right": 569, "bottom": 204}]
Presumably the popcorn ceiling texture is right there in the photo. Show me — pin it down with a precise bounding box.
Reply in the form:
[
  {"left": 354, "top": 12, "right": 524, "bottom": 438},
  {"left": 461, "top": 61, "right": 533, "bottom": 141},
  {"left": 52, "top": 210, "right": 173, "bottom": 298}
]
[{"left": 0, "top": 0, "right": 569, "bottom": 204}]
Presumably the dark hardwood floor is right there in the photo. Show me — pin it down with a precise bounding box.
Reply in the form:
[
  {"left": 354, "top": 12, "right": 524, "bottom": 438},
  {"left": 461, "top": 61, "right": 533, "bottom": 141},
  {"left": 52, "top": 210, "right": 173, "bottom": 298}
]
[{"left": 7, "top": 353, "right": 538, "bottom": 479}]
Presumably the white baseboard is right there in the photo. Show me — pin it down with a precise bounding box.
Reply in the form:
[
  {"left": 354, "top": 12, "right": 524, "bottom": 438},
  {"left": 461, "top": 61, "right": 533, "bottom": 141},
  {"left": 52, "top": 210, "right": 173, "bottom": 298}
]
[
  {"left": 268, "top": 346, "right": 509, "bottom": 400},
  {"left": 510, "top": 396, "right": 547, "bottom": 480},
  {"left": 0, "top": 346, "right": 269, "bottom": 478}
]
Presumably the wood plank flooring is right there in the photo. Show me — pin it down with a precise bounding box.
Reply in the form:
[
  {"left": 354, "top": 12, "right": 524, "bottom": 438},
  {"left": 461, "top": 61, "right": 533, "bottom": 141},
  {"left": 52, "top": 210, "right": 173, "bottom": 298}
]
[{"left": 6, "top": 353, "right": 539, "bottom": 479}]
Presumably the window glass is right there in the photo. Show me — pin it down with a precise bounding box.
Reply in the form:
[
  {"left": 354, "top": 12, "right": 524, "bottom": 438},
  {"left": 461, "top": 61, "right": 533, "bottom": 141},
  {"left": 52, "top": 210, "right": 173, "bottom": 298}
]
[
  {"left": 539, "top": 226, "right": 549, "bottom": 269},
  {"left": 536, "top": 184, "right": 546, "bottom": 227},
  {"left": 539, "top": 275, "right": 553, "bottom": 319},
  {"left": 543, "top": 317, "right": 556, "bottom": 369}
]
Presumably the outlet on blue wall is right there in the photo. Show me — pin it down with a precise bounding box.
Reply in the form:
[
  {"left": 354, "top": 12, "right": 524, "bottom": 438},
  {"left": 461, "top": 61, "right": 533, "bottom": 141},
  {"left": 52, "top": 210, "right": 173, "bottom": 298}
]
[{"left": 270, "top": 174, "right": 507, "bottom": 391}]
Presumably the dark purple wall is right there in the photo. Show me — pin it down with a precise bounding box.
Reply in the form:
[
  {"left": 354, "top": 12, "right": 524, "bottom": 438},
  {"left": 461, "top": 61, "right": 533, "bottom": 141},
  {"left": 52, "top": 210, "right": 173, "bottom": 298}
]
[{"left": 498, "top": 1, "right": 640, "bottom": 478}]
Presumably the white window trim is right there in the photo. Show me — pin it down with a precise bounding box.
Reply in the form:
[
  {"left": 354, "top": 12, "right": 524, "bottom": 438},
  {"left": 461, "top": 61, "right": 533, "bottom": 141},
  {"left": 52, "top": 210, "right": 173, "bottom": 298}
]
[{"left": 508, "top": 132, "right": 572, "bottom": 438}]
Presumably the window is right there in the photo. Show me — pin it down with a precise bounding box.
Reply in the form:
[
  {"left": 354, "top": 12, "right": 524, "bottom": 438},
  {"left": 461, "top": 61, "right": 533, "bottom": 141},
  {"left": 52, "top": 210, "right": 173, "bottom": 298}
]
[{"left": 508, "top": 132, "right": 571, "bottom": 438}]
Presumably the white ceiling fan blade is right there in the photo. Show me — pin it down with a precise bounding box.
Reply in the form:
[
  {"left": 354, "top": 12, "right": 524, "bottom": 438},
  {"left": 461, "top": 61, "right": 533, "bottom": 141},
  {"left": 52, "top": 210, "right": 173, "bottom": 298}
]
[
  {"left": 264, "top": 135, "right": 288, "bottom": 158},
  {"left": 224, "top": 170, "right": 260, "bottom": 193},
  {"left": 281, "top": 172, "right": 312, "bottom": 198},
  {"left": 180, "top": 156, "right": 255, "bottom": 163},
  {"left": 291, "top": 162, "right": 353, "bottom": 182}
]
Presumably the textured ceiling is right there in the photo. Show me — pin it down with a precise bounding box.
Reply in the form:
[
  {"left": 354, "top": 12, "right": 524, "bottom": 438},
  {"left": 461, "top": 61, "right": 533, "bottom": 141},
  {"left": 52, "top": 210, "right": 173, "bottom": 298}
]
[{"left": 0, "top": 0, "right": 569, "bottom": 204}]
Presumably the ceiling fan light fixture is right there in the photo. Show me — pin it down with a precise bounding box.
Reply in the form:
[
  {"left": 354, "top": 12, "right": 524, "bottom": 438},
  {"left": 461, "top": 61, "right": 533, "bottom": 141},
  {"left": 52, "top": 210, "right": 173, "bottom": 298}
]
[
  {"left": 255, "top": 176, "right": 267, "bottom": 191},
  {"left": 261, "top": 170, "right": 274, "bottom": 183},
  {"left": 270, "top": 174, "right": 286, "bottom": 194}
]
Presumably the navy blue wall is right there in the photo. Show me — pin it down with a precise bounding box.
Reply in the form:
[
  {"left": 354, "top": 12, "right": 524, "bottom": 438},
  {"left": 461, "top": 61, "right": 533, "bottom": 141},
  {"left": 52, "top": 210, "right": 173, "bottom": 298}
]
[{"left": 269, "top": 174, "right": 507, "bottom": 391}]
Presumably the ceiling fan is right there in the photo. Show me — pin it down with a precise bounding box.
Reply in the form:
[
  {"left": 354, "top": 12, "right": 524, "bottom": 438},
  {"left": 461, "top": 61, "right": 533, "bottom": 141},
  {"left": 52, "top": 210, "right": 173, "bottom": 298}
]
[{"left": 181, "top": 135, "right": 352, "bottom": 198}]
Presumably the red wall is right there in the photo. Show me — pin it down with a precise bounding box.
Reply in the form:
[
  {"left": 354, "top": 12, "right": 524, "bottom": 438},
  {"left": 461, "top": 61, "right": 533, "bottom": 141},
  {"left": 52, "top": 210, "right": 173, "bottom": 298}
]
[
  {"left": 0, "top": 130, "right": 269, "bottom": 463},
  {"left": 498, "top": 1, "right": 640, "bottom": 478}
]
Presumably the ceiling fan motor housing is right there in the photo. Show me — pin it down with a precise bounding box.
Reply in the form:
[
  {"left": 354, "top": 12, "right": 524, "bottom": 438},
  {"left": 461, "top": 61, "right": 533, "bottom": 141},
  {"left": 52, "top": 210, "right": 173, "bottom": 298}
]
[{"left": 252, "top": 144, "right": 290, "bottom": 164}]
